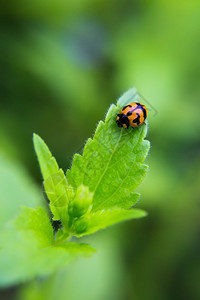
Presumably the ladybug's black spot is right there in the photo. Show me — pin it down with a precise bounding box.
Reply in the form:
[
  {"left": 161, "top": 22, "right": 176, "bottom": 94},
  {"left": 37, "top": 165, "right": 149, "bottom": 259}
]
[
  {"left": 135, "top": 102, "right": 142, "bottom": 106},
  {"left": 122, "top": 104, "right": 132, "bottom": 111},
  {"left": 127, "top": 111, "right": 132, "bottom": 116},
  {"left": 143, "top": 107, "right": 147, "bottom": 120},
  {"left": 132, "top": 113, "right": 140, "bottom": 126}
]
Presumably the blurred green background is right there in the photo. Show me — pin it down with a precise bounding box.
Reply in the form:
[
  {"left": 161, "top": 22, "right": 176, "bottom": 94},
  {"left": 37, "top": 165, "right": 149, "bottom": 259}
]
[{"left": 1, "top": 0, "right": 200, "bottom": 299}]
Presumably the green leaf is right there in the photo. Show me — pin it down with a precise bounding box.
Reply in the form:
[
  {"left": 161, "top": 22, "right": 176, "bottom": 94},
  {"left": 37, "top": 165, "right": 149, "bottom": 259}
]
[
  {"left": 0, "top": 152, "right": 43, "bottom": 228},
  {"left": 33, "top": 133, "right": 59, "bottom": 180},
  {"left": 33, "top": 88, "right": 150, "bottom": 239},
  {"left": 0, "top": 207, "right": 96, "bottom": 287},
  {"left": 67, "top": 88, "right": 150, "bottom": 211},
  {"left": 74, "top": 208, "right": 147, "bottom": 236},
  {"left": 33, "top": 134, "right": 72, "bottom": 227}
]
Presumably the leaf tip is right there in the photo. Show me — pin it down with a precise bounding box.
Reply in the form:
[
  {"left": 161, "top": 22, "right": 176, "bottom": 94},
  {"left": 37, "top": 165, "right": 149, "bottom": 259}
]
[
  {"left": 33, "top": 133, "right": 42, "bottom": 151},
  {"left": 117, "top": 87, "right": 138, "bottom": 107},
  {"left": 33, "top": 132, "right": 39, "bottom": 141},
  {"left": 138, "top": 209, "right": 148, "bottom": 218}
]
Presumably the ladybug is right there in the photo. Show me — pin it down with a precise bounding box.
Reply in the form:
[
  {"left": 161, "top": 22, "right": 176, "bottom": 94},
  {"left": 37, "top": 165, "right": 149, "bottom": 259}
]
[{"left": 116, "top": 102, "right": 147, "bottom": 129}]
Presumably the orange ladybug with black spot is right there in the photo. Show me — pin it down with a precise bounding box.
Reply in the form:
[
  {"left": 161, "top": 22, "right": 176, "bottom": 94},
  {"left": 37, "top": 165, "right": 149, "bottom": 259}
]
[{"left": 116, "top": 102, "right": 147, "bottom": 129}]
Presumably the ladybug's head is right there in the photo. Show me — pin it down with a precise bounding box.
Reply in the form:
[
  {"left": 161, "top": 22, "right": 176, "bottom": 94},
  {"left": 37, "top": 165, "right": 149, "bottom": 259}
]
[{"left": 116, "top": 114, "right": 129, "bottom": 129}]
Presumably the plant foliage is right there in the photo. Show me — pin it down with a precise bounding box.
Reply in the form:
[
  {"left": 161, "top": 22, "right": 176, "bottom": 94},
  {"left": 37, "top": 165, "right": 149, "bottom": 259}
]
[{"left": 0, "top": 88, "right": 150, "bottom": 286}]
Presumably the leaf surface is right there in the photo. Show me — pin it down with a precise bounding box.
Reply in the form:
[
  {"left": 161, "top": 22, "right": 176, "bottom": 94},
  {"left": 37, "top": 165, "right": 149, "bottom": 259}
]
[
  {"left": 0, "top": 207, "right": 96, "bottom": 287},
  {"left": 33, "top": 134, "right": 72, "bottom": 226},
  {"left": 67, "top": 88, "right": 150, "bottom": 211},
  {"left": 74, "top": 207, "right": 147, "bottom": 236}
]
